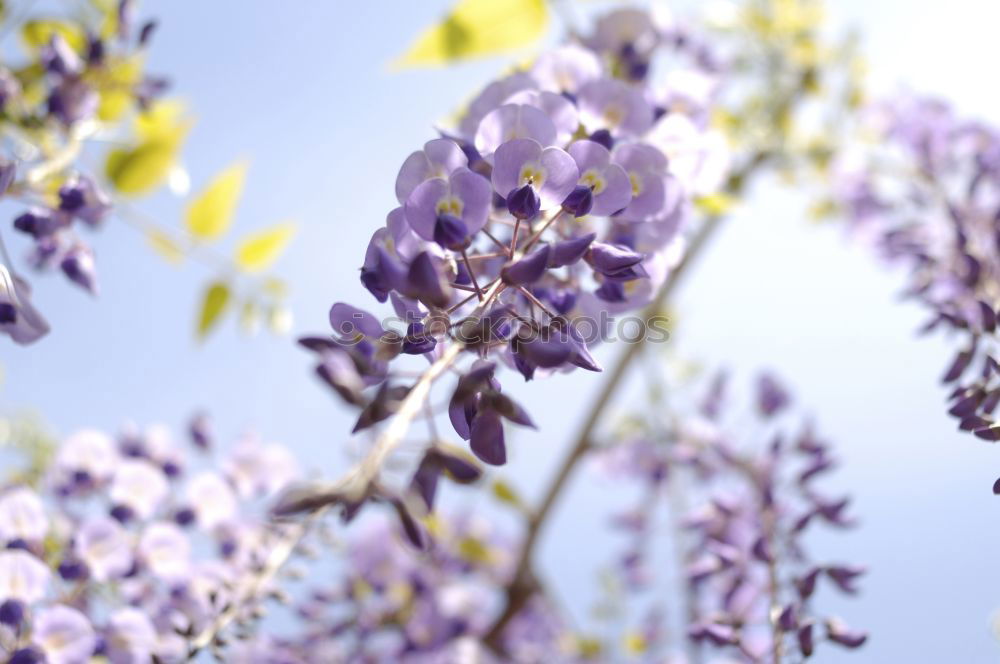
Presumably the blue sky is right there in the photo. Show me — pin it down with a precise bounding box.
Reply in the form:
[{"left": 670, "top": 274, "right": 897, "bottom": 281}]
[{"left": 3, "top": 1, "right": 1000, "bottom": 661}]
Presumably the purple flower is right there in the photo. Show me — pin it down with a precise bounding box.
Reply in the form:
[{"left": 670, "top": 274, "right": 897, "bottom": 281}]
[
  {"left": 0, "top": 263, "right": 49, "bottom": 345},
  {"left": 577, "top": 78, "right": 654, "bottom": 138},
  {"left": 567, "top": 140, "right": 633, "bottom": 215},
  {"left": 404, "top": 168, "right": 492, "bottom": 248},
  {"left": 395, "top": 139, "right": 468, "bottom": 204},
  {"left": 0, "top": 488, "right": 48, "bottom": 545},
  {"left": 75, "top": 517, "right": 132, "bottom": 582},
  {"left": 58, "top": 175, "right": 111, "bottom": 226},
  {"left": 474, "top": 104, "right": 557, "bottom": 158},
  {"left": 612, "top": 142, "right": 681, "bottom": 221},
  {"left": 32, "top": 605, "right": 96, "bottom": 664},
  {"left": 492, "top": 139, "right": 578, "bottom": 216},
  {"left": 530, "top": 44, "right": 603, "bottom": 94},
  {"left": 0, "top": 551, "right": 50, "bottom": 603}
]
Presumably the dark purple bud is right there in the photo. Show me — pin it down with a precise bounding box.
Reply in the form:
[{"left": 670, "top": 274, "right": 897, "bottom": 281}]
[
  {"left": 948, "top": 390, "right": 983, "bottom": 417},
  {"left": 959, "top": 415, "right": 992, "bottom": 432},
  {"left": 110, "top": 504, "right": 134, "bottom": 524},
  {"left": 561, "top": 184, "right": 594, "bottom": 217},
  {"left": 512, "top": 351, "right": 535, "bottom": 381},
  {"left": 825, "top": 565, "right": 866, "bottom": 594},
  {"left": 138, "top": 20, "right": 158, "bottom": 47},
  {"left": 595, "top": 279, "right": 626, "bottom": 302},
  {"left": 8, "top": 648, "right": 44, "bottom": 664},
  {"left": 979, "top": 301, "right": 997, "bottom": 333},
  {"left": 390, "top": 497, "right": 426, "bottom": 549},
  {"left": 188, "top": 412, "right": 212, "bottom": 450},
  {"left": 174, "top": 507, "right": 196, "bottom": 527},
  {"left": 405, "top": 251, "right": 452, "bottom": 309},
  {"left": 433, "top": 213, "right": 470, "bottom": 250},
  {"left": 60, "top": 245, "right": 98, "bottom": 294},
  {"left": 751, "top": 535, "right": 773, "bottom": 563},
  {"left": 798, "top": 623, "right": 815, "bottom": 657},
  {"left": 778, "top": 604, "right": 798, "bottom": 631},
  {"left": 452, "top": 361, "right": 497, "bottom": 403},
  {"left": 688, "top": 622, "right": 737, "bottom": 646},
  {"left": 437, "top": 447, "right": 481, "bottom": 483},
  {"left": 409, "top": 455, "right": 441, "bottom": 511},
  {"left": 353, "top": 384, "right": 410, "bottom": 433},
  {"left": 589, "top": 129, "right": 614, "bottom": 150},
  {"left": 448, "top": 396, "right": 476, "bottom": 440},
  {"left": 86, "top": 35, "right": 105, "bottom": 65},
  {"left": 48, "top": 79, "right": 98, "bottom": 125},
  {"left": 57, "top": 557, "right": 88, "bottom": 581},
  {"left": 757, "top": 373, "right": 790, "bottom": 417},
  {"left": 501, "top": 245, "right": 550, "bottom": 286},
  {"left": 401, "top": 322, "right": 437, "bottom": 355},
  {"left": 993, "top": 477, "right": 1000, "bottom": 494},
  {"left": 795, "top": 567, "right": 821, "bottom": 599},
  {"left": 549, "top": 233, "right": 596, "bottom": 268},
  {"left": 942, "top": 349, "right": 973, "bottom": 383},
  {"left": 825, "top": 618, "right": 868, "bottom": 648},
  {"left": 480, "top": 391, "right": 536, "bottom": 428},
  {"left": 586, "top": 242, "right": 644, "bottom": 277},
  {"left": 507, "top": 184, "right": 541, "bottom": 220},
  {"left": 14, "top": 209, "right": 68, "bottom": 239},
  {"left": 470, "top": 410, "right": 506, "bottom": 465},
  {"left": 974, "top": 425, "right": 1000, "bottom": 442},
  {"left": 0, "top": 599, "right": 24, "bottom": 627}
]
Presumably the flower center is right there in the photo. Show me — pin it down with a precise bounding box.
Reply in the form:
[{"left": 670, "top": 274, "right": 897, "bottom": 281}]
[
  {"left": 603, "top": 104, "right": 624, "bottom": 127},
  {"left": 519, "top": 164, "right": 546, "bottom": 188},
  {"left": 629, "top": 172, "right": 643, "bottom": 197},
  {"left": 580, "top": 169, "right": 607, "bottom": 195},
  {"left": 436, "top": 195, "right": 464, "bottom": 217}
]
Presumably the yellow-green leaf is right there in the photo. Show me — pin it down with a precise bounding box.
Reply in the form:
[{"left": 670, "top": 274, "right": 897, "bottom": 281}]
[
  {"left": 491, "top": 479, "right": 522, "bottom": 508},
  {"left": 21, "top": 19, "right": 86, "bottom": 53},
  {"left": 105, "top": 121, "right": 189, "bottom": 196},
  {"left": 135, "top": 99, "right": 189, "bottom": 141},
  {"left": 185, "top": 162, "right": 248, "bottom": 241},
  {"left": 235, "top": 222, "right": 295, "bottom": 272},
  {"left": 394, "top": 0, "right": 548, "bottom": 68},
  {"left": 196, "top": 281, "right": 231, "bottom": 340}
]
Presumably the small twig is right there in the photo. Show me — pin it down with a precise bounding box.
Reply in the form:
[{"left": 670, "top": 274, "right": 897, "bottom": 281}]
[{"left": 461, "top": 249, "right": 484, "bottom": 301}]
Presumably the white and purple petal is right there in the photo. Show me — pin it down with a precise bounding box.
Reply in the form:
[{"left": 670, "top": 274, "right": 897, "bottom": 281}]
[
  {"left": 394, "top": 138, "right": 467, "bottom": 204},
  {"left": 474, "top": 104, "right": 557, "bottom": 158}
]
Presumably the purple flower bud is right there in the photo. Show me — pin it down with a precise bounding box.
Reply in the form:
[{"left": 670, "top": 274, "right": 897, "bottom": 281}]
[
  {"left": 433, "top": 213, "right": 469, "bottom": 250},
  {"left": 757, "top": 373, "right": 791, "bottom": 416},
  {"left": 479, "top": 391, "right": 536, "bottom": 428},
  {"left": 188, "top": 412, "right": 212, "bottom": 450},
  {"left": 14, "top": 209, "right": 69, "bottom": 239},
  {"left": 589, "top": 129, "right": 614, "bottom": 150},
  {"left": 825, "top": 565, "right": 866, "bottom": 594},
  {"left": 138, "top": 20, "right": 158, "bottom": 47},
  {"left": 501, "top": 245, "right": 550, "bottom": 286},
  {"left": 778, "top": 603, "right": 798, "bottom": 631},
  {"left": 47, "top": 79, "right": 98, "bottom": 126},
  {"left": 8, "top": 648, "right": 44, "bottom": 664},
  {"left": 507, "top": 184, "right": 541, "bottom": 220},
  {"left": 60, "top": 245, "right": 98, "bottom": 294},
  {"left": 470, "top": 410, "right": 506, "bottom": 465},
  {"left": 825, "top": 617, "right": 868, "bottom": 648},
  {"left": 404, "top": 252, "right": 452, "bottom": 309},
  {"left": 0, "top": 599, "right": 24, "bottom": 627},
  {"left": 561, "top": 185, "right": 594, "bottom": 217},
  {"left": 390, "top": 497, "right": 426, "bottom": 549},
  {"left": 352, "top": 383, "right": 410, "bottom": 433},
  {"left": 549, "top": 233, "right": 596, "bottom": 268},
  {"left": 586, "top": 242, "right": 644, "bottom": 277},
  {"left": 401, "top": 322, "right": 437, "bottom": 355},
  {"left": 798, "top": 622, "right": 815, "bottom": 657}
]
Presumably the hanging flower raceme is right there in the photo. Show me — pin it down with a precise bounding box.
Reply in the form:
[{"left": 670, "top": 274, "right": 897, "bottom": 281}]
[
  {"left": 596, "top": 371, "right": 868, "bottom": 661},
  {"left": 829, "top": 96, "right": 1000, "bottom": 488},
  {"left": 0, "top": 417, "right": 301, "bottom": 663},
  {"left": 294, "top": 8, "right": 730, "bottom": 542}
]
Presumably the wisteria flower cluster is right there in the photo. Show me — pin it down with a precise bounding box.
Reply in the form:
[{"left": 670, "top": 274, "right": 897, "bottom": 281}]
[
  {"left": 831, "top": 96, "right": 1000, "bottom": 482},
  {"left": 0, "top": 1, "right": 167, "bottom": 344},
  {"left": 294, "top": 7, "right": 730, "bottom": 533},
  {"left": 598, "top": 371, "right": 867, "bottom": 662},
  {"left": 0, "top": 417, "right": 301, "bottom": 663}
]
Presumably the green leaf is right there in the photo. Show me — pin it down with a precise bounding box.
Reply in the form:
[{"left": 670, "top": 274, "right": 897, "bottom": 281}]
[
  {"left": 394, "top": 0, "right": 548, "bottom": 68},
  {"left": 185, "top": 162, "right": 248, "bottom": 241},
  {"left": 21, "top": 19, "right": 86, "bottom": 52},
  {"left": 196, "top": 281, "right": 231, "bottom": 340},
  {"left": 491, "top": 479, "right": 522, "bottom": 508},
  {"left": 106, "top": 129, "right": 188, "bottom": 196},
  {"left": 235, "top": 222, "right": 295, "bottom": 272}
]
